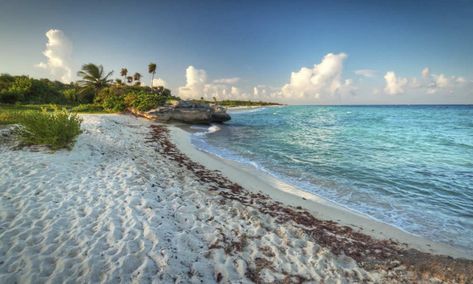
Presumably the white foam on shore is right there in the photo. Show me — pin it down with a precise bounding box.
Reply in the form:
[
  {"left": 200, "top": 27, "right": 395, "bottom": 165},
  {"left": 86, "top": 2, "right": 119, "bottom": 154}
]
[{"left": 0, "top": 114, "right": 386, "bottom": 283}]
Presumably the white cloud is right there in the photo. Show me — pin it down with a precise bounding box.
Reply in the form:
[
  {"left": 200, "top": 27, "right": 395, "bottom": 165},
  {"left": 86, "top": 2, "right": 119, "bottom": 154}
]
[
  {"left": 384, "top": 71, "right": 408, "bottom": 95},
  {"left": 213, "top": 77, "right": 240, "bottom": 84},
  {"left": 250, "top": 85, "right": 280, "bottom": 101},
  {"left": 178, "top": 66, "right": 207, "bottom": 99},
  {"left": 231, "top": 86, "right": 240, "bottom": 96},
  {"left": 355, "top": 69, "right": 377, "bottom": 78},
  {"left": 178, "top": 53, "right": 356, "bottom": 103},
  {"left": 410, "top": 77, "right": 421, "bottom": 88},
  {"left": 422, "top": 67, "right": 430, "bottom": 79},
  {"left": 425, "top": 71, "right": 454, "bottom": 94},
  {"left": 178, "top": 66, "right": 241, "bottom": 100},
  {"left": 152, "top": 78, "right": 167, "bottom": 87},
  {"left": 433, "top": 74, "right": 449, "bottom": 88},
  {"left": 281, "top": 53, "right": 353, "bottom": 100},
  {"left": 177, "top": 61, "right": 470, "bottom": 104},
  {"left": 385, "top": 68, "right": 469, "bottom": 95},
  {"left": 36, "top": 29, "right": 73, "bottom": 83}
]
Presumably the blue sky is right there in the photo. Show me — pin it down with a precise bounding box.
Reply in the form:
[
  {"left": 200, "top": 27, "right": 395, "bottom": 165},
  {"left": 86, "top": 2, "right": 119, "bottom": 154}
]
[{"left": 0, "top": 0, "right": 472, "bottom": 104}]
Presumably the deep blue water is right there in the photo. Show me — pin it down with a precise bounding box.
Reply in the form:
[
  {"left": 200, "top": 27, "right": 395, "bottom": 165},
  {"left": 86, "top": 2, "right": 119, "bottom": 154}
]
[{"left": 191, "top": 105, "right": 473, "bottom": 250}]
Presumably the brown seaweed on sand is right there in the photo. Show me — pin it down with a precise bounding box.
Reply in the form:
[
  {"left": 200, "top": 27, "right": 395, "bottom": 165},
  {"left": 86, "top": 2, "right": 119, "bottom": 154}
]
[{"left": 147, "top": 124, "right": 473, "bottom": 283}]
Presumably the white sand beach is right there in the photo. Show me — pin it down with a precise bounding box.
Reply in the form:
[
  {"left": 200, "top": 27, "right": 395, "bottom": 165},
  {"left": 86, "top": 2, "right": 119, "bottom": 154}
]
[{"left": 1, "top": 114, "right": 472, "bottom": 283}]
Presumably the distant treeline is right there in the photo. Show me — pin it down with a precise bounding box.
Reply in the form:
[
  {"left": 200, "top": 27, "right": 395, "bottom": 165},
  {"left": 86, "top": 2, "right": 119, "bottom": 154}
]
[
  {"left": 0, "top": 74, "right": 78, "bottom": 104},
  {"left": 198, "top": 99, "right": 282, "bottom": 107}
]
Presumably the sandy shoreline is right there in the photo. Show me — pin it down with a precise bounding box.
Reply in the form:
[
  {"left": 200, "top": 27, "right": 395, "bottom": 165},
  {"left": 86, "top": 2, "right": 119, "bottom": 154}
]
[
  {"left": 169, "top": 125, "right": 472, "bottom": 260},
  {"left": 1, "top": 114, "right": 472, "bottom": 283}
]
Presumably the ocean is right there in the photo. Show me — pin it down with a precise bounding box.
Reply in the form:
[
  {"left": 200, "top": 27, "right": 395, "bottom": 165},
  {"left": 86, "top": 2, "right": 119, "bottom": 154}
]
[{"left": 191, "top": 105, "right": 473, "bottom": 250}]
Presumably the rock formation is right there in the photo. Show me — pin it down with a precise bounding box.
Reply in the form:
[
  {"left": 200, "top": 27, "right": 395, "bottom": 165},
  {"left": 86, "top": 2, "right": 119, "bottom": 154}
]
[{"left": 130, "top": 101, "right": 231, "bottom": 124}]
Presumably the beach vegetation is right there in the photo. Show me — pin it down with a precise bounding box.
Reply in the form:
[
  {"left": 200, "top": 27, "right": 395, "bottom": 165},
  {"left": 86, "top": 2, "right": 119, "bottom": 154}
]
[
  {"left": 126, "top": 76, "right": 133, "bottom": 84},
  {"left": 0, "top": 106, "right": 82, "bottom": 150},
  {"left": 148, "top": 63, "right": 157, "bottom": 87},
  {"left": 133, "top": 72, "right": 142, "bottom": 82},
  {"left": 70, "top": 104, "right": 106, "bottom": 113},
  {"left": 77, "top": 63, "right": 113, "bottom": 97},
  {"left": 93, "top": 85, "right": 173, "bottom": 112},
  {"left": 120, "top": 68, "right": 128, "bottom": 84},
  {"left": 0, "top": 74, "right": 75, "bottom": 104},
  {"left": 124, "top": 90, "right": 168, "bottom": 111}
]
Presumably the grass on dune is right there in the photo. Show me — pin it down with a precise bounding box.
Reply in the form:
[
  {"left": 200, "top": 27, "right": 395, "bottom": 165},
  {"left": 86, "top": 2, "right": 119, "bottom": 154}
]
[{"left": 0, "top": 106, "right": 82, "bottom": 150}]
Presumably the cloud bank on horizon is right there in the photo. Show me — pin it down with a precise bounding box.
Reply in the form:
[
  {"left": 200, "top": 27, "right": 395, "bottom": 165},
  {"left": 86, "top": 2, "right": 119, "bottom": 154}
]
[
  {"left": 177, "top": 54, "right": 470, "bottom": 103},
  {"left": 35, "top": 29, "right": 471, "bottom": 103},
  {"left": 36, "top": 29, "right": 73, "bottom": 83},
  {"left": 383, "top": 69, "right": 467, "bottom": 96}
]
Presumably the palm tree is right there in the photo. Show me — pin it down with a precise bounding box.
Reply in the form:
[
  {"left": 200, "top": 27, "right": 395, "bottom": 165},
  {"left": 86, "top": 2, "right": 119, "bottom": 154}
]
[
  {"left": 120, "top": 68, "right": 128, "bottom": 84},
  {"left": 133, "top": 72, "right": 142, "bottom": 84},
  {"left": 77, "top": 63, "right": 113, "bottom": 95},
  {"left": 148, "top": 63, "right": 156, "bottom": 87}
]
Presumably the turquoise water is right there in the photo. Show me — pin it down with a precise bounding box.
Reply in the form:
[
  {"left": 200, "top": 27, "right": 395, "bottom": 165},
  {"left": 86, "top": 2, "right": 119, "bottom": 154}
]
[{"left": 191, "top": 105, "right": 473, "bottom": 250}]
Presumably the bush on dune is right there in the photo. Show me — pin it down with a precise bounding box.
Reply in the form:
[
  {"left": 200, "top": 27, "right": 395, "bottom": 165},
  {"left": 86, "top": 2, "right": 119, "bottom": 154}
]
[
  {"left": 1, "top": 107, "right": 83, "bottom": 150},
  {"left": 71, "top": 104, "right": 106, "bottom": 113},
  {"left": 95, "top": 85, "right": 172, "bottom": 112},
  {"left": 124, "top": 91, "right": 167, "bottom": 111},
  {"left": 0, "top": 112, "right": 17, "bottom": 125}
]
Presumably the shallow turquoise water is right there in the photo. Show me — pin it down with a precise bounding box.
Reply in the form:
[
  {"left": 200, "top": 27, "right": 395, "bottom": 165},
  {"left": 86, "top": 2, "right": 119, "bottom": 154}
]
[{"left": 191, "top": 105, "right": 473, "bottom": 250}]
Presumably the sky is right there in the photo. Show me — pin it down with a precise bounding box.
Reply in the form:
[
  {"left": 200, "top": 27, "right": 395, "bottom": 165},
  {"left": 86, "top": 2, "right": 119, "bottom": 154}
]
[{"left": 0, "top": 0, "right": 472, "bottom": 104}]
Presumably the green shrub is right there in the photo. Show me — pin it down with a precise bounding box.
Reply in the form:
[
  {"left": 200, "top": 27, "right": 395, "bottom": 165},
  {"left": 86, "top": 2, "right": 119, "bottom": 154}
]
[
  {"left": 76, "top": 88, "right": 95, "bottom": 104},
  {"left": 63, "top": 89, "right": 78, "bottom": 103},
  {"left": 0, "top": 74, "right": 78, "bottom": 104},
  {"left": 71, "top": 104, "right": 105, "bottom": 113},
  {"left": 0, "top": 90, "right": 21, "bottom": 104},
  {"left": 14, "top": 107, "right": 82, "bottom": 150},
  {"left": 0, "top": 74, "right": 15, "bottom": 90},
  {"left": 0, "top": 111, "right": 17, "bottom": 125},
  {"left": 102, "top": 94, "right": 126, "bottom": 112},
  {"left": 94, "top": 87, "right": 126, "bottom": 112},
  {"left": 125, "top": 91, "right": 167, "bottom": 111}
]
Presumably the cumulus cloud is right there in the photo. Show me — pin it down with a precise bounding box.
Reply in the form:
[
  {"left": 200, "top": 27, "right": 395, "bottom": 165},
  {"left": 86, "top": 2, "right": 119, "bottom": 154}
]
[
  {"left": 178, "top": 53, "right": 356, "bottom": 103},
  {"left": 281, "top": 53, "right": 353, "bottom": 100},
  {"left": 213, "top": 77, "right": 240, "bottom": 84},
  {"left": 178, "top": 66, "right": 241, "bottom": 100},
  {"left": 355, "top": 69, "right": 377, "bottom": 78},
  {"left": 421, "top": 67, "right": 466, "bottom": 94},
  {"left": 422, "top": 67, "right": 430, "bottom": 79},
  {"left": 152, "top": 78, "right": 168, "bottom": 87},
  {"left": 384, "top": 71, "right": 408, "bottom": 95},
  {"left": 177, "top": 59, "right": 470, "bottom": 103},
  {"left": 433, "top": 74, "right": 449, "bottom": 88},
  {"left": 384, "top": 67, "right": 469, "bottom": 95},
  {"left": 36, "top": 29, "right": 73, "bottom": 83},
  {"left": 231, "top": 86, "right": 240, "bottom": 96},
  {"left": 178, "top": 66, "right": 207, "bottom": 99}
]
